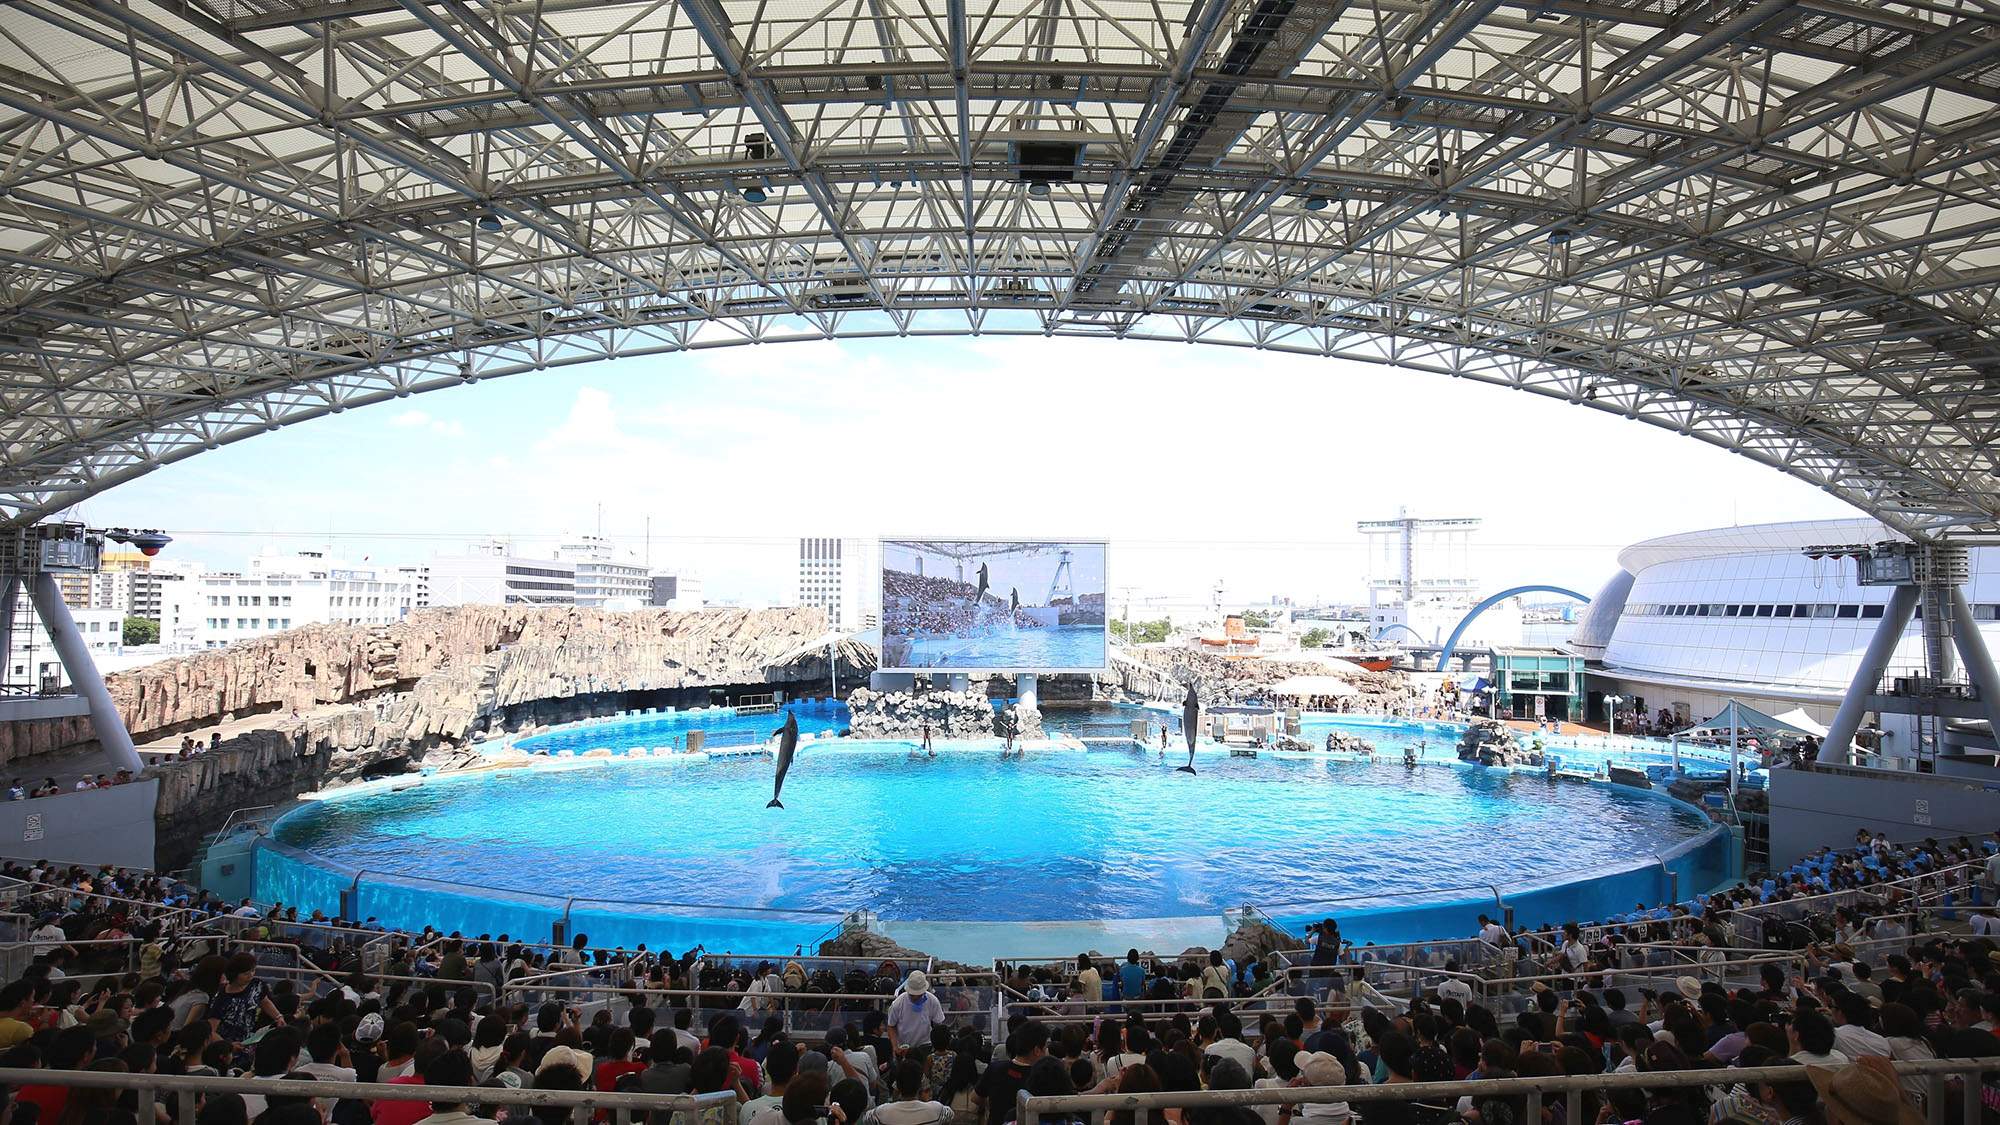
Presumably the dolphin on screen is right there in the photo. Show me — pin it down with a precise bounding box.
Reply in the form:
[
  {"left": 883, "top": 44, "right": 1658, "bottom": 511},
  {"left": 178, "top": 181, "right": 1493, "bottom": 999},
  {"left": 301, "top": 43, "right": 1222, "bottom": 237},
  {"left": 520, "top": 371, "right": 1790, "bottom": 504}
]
[
  {"left": 767, "top": 711, "right": 799, "bottom": 809},
  {"left": 973, "top": 562, "right": 990, "bottom": 609},
  {"left": 1178, "top": 683, "right": 1200, "bottom": 774},
  {"left": 1010, "top": 587, "right": 1020, "bottom": 614}
]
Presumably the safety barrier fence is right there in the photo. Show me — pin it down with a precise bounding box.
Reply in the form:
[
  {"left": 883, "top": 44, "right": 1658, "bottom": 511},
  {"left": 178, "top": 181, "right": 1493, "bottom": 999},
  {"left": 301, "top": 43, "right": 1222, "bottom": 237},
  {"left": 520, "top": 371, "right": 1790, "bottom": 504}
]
[
  {"left": 492, "top": 982, "right": 999, "bottom": 1038},
  {"left": 0, "top": 1066, "right": 737, "bottom": 1125},
  {"left": 1014, "top": 1058, "right": 2000, "bottom": 1125},
  {"left": 1270, "top": 951, "right": 1808, "bottom": 1016}
]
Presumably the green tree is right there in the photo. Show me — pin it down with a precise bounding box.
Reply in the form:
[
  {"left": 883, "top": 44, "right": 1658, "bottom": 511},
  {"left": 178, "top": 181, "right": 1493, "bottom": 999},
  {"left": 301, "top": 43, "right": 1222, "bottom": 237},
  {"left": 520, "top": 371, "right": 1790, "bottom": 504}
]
[
  {"left": 1112, "top": 618, "right": 1171, "bottom": 644},
  {"left": 122, "top": 616, "right": 159, "bottom": 646},
  {"left": 1240, "top": 610, "right": 1276, "bottom": 628},
  {"left": 1300, "top": 627, "right": 1331, "bottom": 649}
]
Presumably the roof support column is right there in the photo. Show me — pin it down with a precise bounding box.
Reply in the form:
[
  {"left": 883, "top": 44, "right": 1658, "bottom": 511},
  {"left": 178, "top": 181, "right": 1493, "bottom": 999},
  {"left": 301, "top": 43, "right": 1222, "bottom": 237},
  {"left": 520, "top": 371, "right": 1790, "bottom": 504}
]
[
  {"left": 28, "top": 572, "right": 141, "bottom": 774},
  {"left": 1947, "top": 587, "right": 2000, "bottom": 753},
  {"left": 1818, "top": 583, "right": 1918, "bottom": 765}
]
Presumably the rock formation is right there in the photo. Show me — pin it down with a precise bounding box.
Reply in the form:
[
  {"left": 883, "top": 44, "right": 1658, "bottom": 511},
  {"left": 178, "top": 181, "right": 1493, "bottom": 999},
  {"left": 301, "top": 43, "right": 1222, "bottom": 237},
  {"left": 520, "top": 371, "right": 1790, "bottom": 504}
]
[
  {"left": 1109, "top": 644, "right": 1412, "bottom": 712},
  {"left": 2, "top": 606, "right": 877, "bottom": 769},
  {"left": 845, "top": 688, "right": 1010, "bottom": 739}
]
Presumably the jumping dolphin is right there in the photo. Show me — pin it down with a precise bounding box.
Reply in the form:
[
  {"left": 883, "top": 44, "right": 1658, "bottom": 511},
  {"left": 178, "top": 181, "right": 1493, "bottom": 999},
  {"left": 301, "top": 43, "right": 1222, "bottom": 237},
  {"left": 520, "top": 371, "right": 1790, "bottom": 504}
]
[
  {"left": 767, "top": 712, "right": 799, "bottom": 808},
  {"left": 1177, "top": 683, "right": 1200, "bottom": 774},
  {"left": 973, "top": 562, "right": 990, "bottom": 608},
  {"left": 1009, "top": 587, "right": 1020, "bottom": 613}
]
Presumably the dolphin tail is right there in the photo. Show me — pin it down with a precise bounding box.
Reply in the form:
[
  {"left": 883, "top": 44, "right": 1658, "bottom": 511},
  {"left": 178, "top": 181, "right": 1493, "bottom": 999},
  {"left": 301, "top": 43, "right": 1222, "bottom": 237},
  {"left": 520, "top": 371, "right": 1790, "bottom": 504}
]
[
  {"left": 766, "top": 798, "right": 784, "bottom": 809},
  {"left": 1175, "top": 765, "right": 1197, "bottom": 775}
]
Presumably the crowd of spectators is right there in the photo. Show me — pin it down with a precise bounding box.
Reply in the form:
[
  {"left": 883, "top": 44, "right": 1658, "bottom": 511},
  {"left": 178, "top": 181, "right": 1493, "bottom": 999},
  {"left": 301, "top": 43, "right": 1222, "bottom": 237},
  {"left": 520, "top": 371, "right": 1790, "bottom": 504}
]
[
  {"left": 882, "top": 572, "right": 1041, "bottom": 639},
  {"left": 0, "top": 833, "right": 1994, "bottom": 1125}
]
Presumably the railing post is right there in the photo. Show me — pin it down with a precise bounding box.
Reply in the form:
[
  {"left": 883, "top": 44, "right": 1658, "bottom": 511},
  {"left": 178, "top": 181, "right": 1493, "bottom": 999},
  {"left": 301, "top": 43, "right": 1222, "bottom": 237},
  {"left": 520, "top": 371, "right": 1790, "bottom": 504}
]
[
  {"left": 1018, "top": 1091, "right": 1039, "bottom": 1125},
  {"left": 1962, "top": 1069, "right": 1980, "bottom": 1125},
  {"left": 1927, "top": 1076, "right": 1946, "bottom": 1125}
]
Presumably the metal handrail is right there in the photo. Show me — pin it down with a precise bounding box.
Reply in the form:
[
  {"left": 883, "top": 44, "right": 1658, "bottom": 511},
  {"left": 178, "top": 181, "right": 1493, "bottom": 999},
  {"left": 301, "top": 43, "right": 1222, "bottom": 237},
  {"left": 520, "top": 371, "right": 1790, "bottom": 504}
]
[
  {"left": 0, "top": 1066, "right": 737, "bottom": 1125},
  {"left": 1014, "top": 1057, "right": 2000, "bottom": 1125}
]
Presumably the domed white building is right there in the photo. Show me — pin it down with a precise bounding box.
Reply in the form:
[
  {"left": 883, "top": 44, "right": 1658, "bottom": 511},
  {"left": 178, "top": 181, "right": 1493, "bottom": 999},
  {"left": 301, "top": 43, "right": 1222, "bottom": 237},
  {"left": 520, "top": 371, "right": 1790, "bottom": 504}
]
[{"left": 1572, "top": 519, "right": 2000, "bottom": 733}]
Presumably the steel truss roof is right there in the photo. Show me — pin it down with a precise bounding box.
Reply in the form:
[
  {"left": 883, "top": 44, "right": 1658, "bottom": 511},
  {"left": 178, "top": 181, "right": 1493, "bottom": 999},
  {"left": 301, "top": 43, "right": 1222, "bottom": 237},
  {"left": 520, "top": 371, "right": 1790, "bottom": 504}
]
[{"left": 2, "top": 0, "right": 1999, "bottom": 533}]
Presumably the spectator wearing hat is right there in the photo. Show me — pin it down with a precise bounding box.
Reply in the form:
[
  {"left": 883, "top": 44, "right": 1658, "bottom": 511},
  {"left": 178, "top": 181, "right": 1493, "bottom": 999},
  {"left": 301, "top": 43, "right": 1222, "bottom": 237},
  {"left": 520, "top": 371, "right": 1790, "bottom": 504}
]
[
  {"left": 1280, "top": 1050, "right": 1356, "bottom": 1125},
  {"left": 887, "top": 973, "right": 944, "bottom": 1059},
  {"left": 1807, "top": 1056, "right": 1923, "bottom": 1125}
]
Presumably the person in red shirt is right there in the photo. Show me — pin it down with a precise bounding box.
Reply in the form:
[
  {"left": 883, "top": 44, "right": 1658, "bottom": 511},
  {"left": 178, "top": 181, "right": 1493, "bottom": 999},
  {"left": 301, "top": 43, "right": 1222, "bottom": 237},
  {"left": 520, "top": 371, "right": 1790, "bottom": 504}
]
[
  {"left": 372, "top": 1041, "right": 450, "bottom": 1125},
  {"left": 16, "top": 1025, "right": 95, "bottom": 1121},
  {"left": 594, "top": 1028, "right": 646, "bottom": 1091},
  {"left": 703, "top": 1016, "right": 761, "bottom": 1093}
]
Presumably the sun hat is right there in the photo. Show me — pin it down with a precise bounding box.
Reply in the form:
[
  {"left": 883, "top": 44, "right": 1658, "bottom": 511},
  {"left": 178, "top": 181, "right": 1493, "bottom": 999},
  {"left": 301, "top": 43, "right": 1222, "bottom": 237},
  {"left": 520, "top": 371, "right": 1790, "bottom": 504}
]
[
  {"left": 540, "top": 1045, "right": 593, "bottom": 1077},
  {"left": 796, "top": 1050, "right": 829, "bottom": 1075},
  {"left": 1807, "top": 1057, "right": 1922, "bottom": 1125},
  {"left": 353, "top": 1013, "right": 384, "bottom": 1043},
  {"left": 1675, "top": 975, "right": 1703, "bottom": 1001},
  {"left": 1292, "top": 1051, "right": 1346, "bottom": 1087},
  {"left": 85, "top": 1009, "right": 128, "bottom": 1038},
  {"left": 904, "top": 970, "right": 930, "bottom": 996}
]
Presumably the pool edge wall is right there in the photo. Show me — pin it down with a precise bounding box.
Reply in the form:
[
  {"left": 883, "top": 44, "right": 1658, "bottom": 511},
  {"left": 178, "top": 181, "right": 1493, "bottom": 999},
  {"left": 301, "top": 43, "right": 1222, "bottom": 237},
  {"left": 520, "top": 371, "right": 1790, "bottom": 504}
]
[{"left": 247, "top": 750, "right": 1739, "bottom": 959}]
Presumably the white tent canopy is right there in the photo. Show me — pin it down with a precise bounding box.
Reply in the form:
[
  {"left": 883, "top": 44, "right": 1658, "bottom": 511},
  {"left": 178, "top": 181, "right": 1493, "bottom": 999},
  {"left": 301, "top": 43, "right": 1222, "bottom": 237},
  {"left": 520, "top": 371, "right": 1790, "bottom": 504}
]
[
  {"left": 1677, "top": 699, "right": 1822, "bottom": 740},
  {"left": 1771, "top": 708, "right": 1830, "bottom": 739}
]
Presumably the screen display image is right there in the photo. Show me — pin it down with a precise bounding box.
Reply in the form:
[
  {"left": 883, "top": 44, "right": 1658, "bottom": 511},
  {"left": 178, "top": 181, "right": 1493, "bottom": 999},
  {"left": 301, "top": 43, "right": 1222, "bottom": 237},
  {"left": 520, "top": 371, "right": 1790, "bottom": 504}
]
[{"left": 880, "top": 540, "right": 1107, "bottom": 671}]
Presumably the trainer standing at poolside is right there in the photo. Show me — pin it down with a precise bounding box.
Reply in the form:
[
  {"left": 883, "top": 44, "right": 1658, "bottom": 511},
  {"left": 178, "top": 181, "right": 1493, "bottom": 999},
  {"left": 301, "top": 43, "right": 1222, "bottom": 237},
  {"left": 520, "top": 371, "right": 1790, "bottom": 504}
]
[{"left": 887, "top": 971, "right": 946, "bottom": 1058}]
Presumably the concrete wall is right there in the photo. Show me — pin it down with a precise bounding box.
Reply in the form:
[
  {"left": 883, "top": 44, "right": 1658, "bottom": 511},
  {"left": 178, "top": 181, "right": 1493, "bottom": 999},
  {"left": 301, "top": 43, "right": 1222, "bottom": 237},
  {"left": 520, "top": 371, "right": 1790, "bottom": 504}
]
[
  {"left": 0, "top": 781, "right": 158, "bottom": 869},
  {"left": 1767, "top": 766, "right": 2000, "bottom": 867}
]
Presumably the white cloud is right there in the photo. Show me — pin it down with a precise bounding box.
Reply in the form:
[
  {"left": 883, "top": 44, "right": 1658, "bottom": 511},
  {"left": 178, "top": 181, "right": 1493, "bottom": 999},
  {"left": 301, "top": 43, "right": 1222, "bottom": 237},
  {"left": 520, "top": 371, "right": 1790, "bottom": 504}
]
[{"left": 388, "top": 408, "right": 464, "bottom": 438}]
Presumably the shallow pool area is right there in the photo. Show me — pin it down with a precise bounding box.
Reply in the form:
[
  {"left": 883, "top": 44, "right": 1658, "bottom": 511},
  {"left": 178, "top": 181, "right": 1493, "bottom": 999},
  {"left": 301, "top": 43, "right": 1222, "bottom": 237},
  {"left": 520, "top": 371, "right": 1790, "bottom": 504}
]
[{"left": 254, "top": 704, "right": 1737, "bottom": 960}]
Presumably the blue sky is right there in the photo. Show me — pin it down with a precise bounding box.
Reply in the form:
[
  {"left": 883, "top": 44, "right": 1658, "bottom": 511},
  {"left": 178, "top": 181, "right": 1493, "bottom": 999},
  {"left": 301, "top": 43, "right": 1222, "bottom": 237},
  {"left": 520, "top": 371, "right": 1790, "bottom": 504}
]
[{"left": 75, "top": 335, "right": 1861, "bottom": 607}]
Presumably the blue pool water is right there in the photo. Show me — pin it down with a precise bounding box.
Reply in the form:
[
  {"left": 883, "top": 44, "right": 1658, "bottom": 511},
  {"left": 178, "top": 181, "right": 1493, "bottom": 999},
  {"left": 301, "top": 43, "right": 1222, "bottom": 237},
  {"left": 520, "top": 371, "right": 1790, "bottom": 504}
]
[
  {"left": 259, "top": 714, "right": 1726, "bottom": 953},
  {"left": 895, "top": 623, "right": 1104, "bottom": 669},
  {"left": 515, "top": 700, "right": 849, "bottom": 755}
]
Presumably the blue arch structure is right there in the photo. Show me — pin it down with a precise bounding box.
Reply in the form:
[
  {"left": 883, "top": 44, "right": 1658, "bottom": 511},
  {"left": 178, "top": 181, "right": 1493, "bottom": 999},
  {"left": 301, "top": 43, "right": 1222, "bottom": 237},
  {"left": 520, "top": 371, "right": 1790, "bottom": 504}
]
[
  {"left": 1374, "top": 623, "right": 1427, "bottom": 644},
  {"left": 1435, "top": 586, "right": 1592, "bottom": 671}
]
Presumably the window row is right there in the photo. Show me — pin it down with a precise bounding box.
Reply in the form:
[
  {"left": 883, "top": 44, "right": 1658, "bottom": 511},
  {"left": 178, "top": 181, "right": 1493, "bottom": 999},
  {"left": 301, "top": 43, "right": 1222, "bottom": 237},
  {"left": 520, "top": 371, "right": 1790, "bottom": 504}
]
[{"left": 1626, "top": 602, "right": 1885, "bottom": 620}]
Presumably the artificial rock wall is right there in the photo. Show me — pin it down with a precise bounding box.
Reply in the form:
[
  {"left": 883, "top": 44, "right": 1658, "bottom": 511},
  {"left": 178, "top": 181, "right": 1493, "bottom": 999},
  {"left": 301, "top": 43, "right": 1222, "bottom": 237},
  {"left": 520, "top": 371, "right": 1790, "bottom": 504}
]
[{"left": 0, "top": 607, "right": 878, "bottom": 865}]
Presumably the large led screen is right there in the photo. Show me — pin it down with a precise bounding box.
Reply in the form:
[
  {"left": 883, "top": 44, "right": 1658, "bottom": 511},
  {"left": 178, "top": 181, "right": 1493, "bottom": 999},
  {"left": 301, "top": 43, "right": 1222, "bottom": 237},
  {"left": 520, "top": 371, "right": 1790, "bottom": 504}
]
[{"left": 880, "top": 540, "right": 1107, "bottom": 671}]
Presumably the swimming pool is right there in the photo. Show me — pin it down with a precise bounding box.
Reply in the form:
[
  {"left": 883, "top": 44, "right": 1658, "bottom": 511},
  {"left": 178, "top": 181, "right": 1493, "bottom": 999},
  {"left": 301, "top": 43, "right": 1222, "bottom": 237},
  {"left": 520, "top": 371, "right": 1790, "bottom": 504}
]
[{"left": 254, "top": 707, "right": 1736, "bottom": 960}]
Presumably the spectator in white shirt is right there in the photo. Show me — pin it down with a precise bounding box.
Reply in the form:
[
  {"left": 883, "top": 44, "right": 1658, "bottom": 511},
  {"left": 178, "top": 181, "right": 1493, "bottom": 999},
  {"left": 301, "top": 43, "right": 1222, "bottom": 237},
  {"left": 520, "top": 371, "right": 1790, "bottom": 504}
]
[
  {"left": 887, "top": 972, "right": 946, "bottom": 1058},
  {"left": 863, "top": 1059, "right": 952, "bottom": 1125},
  {"left": 1831, "top": 993, "right": 1892, "bottom": 1060}
]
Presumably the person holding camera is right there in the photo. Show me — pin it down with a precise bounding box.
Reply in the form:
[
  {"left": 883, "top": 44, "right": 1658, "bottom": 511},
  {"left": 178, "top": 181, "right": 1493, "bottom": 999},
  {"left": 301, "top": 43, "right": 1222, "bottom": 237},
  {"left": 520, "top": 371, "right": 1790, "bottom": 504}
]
[{"left": 780, "top": 1072, "right": 838, "bottom": 1125}]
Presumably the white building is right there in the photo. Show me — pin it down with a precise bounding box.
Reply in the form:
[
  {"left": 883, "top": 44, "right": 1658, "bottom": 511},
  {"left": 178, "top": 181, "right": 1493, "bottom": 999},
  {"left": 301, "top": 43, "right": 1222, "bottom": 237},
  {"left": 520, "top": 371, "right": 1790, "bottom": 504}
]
[
  {"left": 159, "top": 550, "right": 418, "bottom": 650},
  {"left": 555, "top": 535, "right": 651, "bottom": 608},
  {"left": 649, "top": 572, "right": 705, "bottom": 610},
  {"left": 1569, "top": 519, "right": 1999, "bottom": 729},
  {"left": 394, "top": 565, "right": 431, "bottom": 610},
  {"left": 5, "top": 596, "right": 122, "bottom": 690},
  {"left": 85, "top": 552, "right": 196, "bottom": 621},
  {"left": 429, "top": 541, "right": 576, "bottom": 607},
  {"left": 796, "top": 537, "right": 880, "bottom": 632}
]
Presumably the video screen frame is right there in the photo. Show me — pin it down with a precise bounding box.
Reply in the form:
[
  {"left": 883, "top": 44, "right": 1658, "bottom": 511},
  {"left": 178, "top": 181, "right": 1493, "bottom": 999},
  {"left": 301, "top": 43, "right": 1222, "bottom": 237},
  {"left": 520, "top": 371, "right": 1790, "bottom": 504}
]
[{"left": 878, "top": 538, "right": 1109, "bottom": 673}]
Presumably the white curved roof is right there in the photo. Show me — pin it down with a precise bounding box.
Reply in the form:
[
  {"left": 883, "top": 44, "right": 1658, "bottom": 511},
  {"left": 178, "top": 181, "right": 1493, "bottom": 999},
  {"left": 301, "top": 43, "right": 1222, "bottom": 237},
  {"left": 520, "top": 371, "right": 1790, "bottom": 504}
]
[
  {"left": 1616, "top": 519, "right": 1907, "bottom": 575},
  {"left": 2, "top": 2, "right": 1999, "bottom": 529}
]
